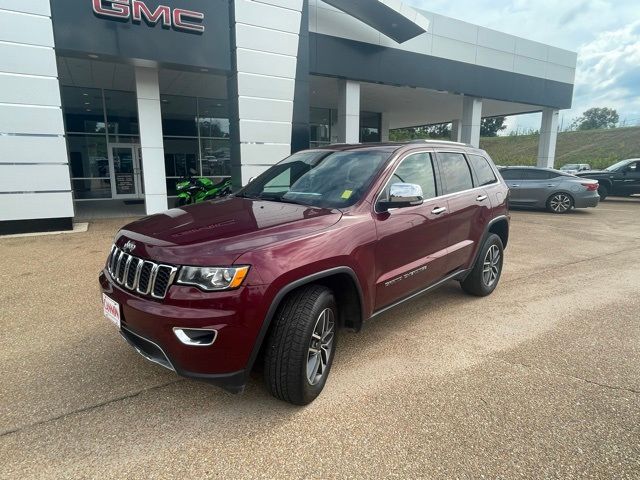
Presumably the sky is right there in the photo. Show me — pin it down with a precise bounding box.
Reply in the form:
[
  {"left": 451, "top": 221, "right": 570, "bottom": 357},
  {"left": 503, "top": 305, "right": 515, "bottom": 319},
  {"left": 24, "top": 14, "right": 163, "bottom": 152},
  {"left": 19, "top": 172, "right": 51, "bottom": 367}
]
[{"left": 405, "top": 0, "right": 640, "bottom": 134}]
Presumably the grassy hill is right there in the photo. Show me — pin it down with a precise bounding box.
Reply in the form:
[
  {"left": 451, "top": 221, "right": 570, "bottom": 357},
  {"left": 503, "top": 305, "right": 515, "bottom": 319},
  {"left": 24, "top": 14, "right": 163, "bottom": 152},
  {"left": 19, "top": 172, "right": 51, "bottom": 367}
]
[{"left": 480, "top": 126, "right": 640, "bottom": 169}]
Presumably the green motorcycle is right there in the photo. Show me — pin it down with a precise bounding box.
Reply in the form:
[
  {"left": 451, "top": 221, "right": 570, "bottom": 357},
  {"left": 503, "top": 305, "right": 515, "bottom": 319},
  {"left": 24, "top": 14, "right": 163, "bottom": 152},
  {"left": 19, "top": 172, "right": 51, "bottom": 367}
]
[{"left": 176, "top": 176, "right": 233, "bottom": 206}]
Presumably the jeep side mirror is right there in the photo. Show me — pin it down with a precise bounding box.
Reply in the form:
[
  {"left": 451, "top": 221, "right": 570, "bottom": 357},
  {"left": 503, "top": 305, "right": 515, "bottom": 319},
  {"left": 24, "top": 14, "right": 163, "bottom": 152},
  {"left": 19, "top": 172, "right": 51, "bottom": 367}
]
[{"left": 378, "top": 183, "right": 424, "bottom": 212}]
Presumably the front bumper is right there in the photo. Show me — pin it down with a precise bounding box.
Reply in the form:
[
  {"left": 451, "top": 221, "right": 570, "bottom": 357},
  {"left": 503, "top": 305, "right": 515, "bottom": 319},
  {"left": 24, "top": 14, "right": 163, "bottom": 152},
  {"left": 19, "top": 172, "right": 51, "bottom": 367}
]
[{"left": 99, "top": 270, "right": 268, "bottom": 393}]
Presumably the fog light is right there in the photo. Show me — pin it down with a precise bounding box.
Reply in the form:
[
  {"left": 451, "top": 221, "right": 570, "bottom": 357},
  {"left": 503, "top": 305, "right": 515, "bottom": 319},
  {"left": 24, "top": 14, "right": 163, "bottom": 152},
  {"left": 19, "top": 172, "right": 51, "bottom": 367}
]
[{"left": 173, "top": 328, "right": 217, "bottom": 347}]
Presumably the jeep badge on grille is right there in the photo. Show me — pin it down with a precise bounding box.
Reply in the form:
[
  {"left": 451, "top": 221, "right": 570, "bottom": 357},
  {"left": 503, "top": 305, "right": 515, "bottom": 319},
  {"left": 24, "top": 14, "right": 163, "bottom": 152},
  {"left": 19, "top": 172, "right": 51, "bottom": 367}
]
[{"left": 123, "top": 241, "right": 136, "bottom": 253}]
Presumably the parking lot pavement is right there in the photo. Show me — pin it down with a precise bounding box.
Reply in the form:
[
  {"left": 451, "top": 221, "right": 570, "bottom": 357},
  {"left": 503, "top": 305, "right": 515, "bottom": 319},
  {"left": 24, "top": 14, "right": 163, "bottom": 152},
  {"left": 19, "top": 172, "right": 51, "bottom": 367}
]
[{"left": 1, "top": 199, "right": 639, "bottom": 479}]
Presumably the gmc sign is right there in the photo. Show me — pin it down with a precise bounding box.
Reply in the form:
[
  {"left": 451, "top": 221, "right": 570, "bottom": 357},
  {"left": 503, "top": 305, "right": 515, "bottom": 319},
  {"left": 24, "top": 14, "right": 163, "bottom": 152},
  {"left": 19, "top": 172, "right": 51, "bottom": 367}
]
[{"left": 92, "top": 0, "right": 205, "bottom": 33}]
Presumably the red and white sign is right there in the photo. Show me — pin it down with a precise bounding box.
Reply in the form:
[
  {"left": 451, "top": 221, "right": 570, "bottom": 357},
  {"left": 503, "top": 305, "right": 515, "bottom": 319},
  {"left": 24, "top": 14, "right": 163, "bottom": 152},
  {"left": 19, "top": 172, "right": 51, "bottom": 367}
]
[
  {"left": 103, "top": 294, "right": 121, "bottom": 329},
  {"left": 92, "top": 0, "right": 205, "bottom": 33}
]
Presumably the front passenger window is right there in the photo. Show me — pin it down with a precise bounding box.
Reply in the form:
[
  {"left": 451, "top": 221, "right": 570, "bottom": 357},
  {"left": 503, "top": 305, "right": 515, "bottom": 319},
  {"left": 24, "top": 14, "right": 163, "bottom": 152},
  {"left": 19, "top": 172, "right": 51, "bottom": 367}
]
[{"left": 382, "top": 152, "right": 437, "bottom": 201}]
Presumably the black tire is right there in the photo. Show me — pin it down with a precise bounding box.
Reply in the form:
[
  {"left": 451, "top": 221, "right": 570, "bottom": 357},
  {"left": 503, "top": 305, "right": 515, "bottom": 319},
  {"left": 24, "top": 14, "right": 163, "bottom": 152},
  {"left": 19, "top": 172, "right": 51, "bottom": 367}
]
[
  {"left": 598, "top": 185, "right": 609, "bottom": 201},
  {"left": 263, "top": 285, "right": 338, "bottom": 405},
  {"left": 546, "top": 192, "right": 574, "bottom": 214},
  {"left": 461, "top": 234, "right": 504, "bottom": 297}
]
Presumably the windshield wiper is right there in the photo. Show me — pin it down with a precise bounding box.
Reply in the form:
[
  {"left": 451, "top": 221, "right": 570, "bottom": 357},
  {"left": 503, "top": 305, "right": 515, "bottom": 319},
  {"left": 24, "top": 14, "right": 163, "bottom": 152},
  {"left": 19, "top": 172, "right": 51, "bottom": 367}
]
[
  {"left": 235, "top": 192, "right": 259, "bottom": 199},
  {"left": 263, "top": 196, "right": 309, "bottom": 206}
]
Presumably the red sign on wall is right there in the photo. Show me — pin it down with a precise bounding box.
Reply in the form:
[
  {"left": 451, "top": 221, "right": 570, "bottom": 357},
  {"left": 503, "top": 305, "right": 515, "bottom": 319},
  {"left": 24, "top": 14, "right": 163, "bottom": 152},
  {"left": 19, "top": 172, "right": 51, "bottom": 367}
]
[{"left": 92, "top": 0, "right": 205, "bottom": 33}]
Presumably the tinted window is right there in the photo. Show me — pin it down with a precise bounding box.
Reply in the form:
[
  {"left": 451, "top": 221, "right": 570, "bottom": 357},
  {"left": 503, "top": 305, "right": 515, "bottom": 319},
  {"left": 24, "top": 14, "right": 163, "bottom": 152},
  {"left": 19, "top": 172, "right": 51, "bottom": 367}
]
[
  {"left": 524, "top": 169, "right": 554, "bottom": 180},
  {"left": 468, "top": 155, "right": 497, "bottom": 186},
  {"left": 383, "top": 152, "right": 437, "bottom": 201},
  {"left": 439, "top": 152, "right": 473, "bottom": 194},
  {"left": 499, "top": 169, "right": 527, "bottom": 180}
]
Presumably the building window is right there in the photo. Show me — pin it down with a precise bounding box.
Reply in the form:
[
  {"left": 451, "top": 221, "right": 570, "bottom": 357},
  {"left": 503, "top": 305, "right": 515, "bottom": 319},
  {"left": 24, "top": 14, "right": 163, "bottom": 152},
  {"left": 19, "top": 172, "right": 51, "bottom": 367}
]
[
  {"left": 62, "top": 87, "right": 106, "bottom": 135},
  {"left": 310, "top": 107, "right": 333, "bottom": 148},
  {"left": 106, "top": 90, "right": 139, "bottom": 139},
  {"left": 161, "top": 95, "right": 231, "bottom": 198},
  {"left": 360, "top": 111, "right": 381, "bottom": 143},
  {"left": 63, "top": 87, "right": 141, "bottom": 201},
  {"left": 310, "top": 108, "right": 382, "bottom": 146}
]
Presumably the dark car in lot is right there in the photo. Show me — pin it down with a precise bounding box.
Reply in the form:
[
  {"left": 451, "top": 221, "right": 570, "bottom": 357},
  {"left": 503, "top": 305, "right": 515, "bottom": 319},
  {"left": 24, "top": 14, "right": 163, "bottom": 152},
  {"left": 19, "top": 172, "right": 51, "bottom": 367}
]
[
  {"left": 499, "top": 166, "right": 599, "bottom": 213},
  {"left": 100, "top": 141, "right": 510, "bottom": 405},
  {"left": 575, "top": 159, "right": 640, "bottom": 200}
]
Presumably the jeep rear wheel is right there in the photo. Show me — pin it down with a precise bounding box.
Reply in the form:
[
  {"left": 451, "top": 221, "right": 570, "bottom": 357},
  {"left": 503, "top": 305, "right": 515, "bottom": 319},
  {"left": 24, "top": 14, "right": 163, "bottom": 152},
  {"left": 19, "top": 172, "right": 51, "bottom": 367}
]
[
  {"left": 461, "top": 233, "right": 504, "bottom": 297},
  {"left": 263, "top": 285, "right": 338, "bottom": 405}
]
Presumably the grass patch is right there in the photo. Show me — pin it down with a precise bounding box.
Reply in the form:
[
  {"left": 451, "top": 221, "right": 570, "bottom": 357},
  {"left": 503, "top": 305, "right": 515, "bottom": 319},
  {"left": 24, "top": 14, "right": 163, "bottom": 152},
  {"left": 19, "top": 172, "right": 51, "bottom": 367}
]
[{"left": 480, "top": 126, "right": 640, "bottom": 170}]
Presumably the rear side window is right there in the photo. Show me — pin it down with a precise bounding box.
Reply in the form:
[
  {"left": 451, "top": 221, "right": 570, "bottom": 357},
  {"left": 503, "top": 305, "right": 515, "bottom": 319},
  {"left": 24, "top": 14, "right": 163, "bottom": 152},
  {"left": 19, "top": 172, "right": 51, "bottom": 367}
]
[
  {"left": 468, "top": 155, "right": 497, "bottom": 186},
  {"left": 439, "top": 152, "right": 473, "bottom": 194},
  {"left": 499, "top": 169, "right": 526, "bottom": 180},
  {"left": 524, "top": 170, "right": 554, "bottom": 180},
  {"left": 383, "top": 152, "right": 437, "bottom": 201}
]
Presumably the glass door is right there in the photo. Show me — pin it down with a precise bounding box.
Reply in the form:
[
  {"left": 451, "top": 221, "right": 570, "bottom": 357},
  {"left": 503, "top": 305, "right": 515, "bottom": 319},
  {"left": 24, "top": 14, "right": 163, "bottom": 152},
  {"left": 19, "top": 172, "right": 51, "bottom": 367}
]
[{"left": 108, "top": 144, "right": 143, "bottom": 199}]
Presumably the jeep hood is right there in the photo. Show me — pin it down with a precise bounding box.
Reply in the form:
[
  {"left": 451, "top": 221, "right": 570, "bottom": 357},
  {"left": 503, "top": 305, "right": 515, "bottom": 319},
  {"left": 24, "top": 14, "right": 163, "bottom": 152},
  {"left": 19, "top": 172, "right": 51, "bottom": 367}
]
[{"left": 115, "top": 197, "right": 342, "bottom": 266}]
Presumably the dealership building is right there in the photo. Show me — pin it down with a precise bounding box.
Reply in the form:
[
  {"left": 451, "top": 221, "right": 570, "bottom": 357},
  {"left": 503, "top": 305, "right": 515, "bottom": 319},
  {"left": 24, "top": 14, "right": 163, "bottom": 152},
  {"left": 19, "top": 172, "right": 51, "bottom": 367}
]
[{"left": 0, "top": 0, "right": 577, "bottom": 234}]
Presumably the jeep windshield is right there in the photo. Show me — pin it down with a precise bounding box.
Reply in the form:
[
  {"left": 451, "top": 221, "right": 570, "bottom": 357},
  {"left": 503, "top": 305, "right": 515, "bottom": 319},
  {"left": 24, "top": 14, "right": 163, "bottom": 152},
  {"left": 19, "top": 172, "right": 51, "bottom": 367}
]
[{"left": 237, "top": 148, "right": 394, "bottom": 209}]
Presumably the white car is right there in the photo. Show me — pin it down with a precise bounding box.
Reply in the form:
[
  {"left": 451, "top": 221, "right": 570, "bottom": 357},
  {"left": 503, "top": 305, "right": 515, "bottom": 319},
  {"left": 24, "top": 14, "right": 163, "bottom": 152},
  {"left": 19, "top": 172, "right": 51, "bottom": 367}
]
[{"left": 560, "top": 163, "right": 591, "bottom": 175}]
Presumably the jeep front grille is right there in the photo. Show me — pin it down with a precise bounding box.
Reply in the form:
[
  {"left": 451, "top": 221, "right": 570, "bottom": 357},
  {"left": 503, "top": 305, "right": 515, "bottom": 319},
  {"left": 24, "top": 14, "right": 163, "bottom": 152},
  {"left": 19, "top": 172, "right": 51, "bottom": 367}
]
[{"left": 107, "top": 245, "right": 178, "bottom": 300}]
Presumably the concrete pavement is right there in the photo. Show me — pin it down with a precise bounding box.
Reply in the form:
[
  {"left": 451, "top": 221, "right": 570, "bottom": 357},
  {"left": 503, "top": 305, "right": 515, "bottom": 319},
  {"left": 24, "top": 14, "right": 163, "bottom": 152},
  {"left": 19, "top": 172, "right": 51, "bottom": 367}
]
[{"left": 1, "top": 199, "right": 639, "bottom": 478}]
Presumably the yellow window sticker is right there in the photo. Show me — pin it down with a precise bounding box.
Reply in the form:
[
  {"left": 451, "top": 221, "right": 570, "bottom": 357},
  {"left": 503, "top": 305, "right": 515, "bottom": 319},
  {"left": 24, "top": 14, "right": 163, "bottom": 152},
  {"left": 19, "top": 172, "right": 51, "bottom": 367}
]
[{"left": 341, "top": 190, "right": 353, "bottom": 200}]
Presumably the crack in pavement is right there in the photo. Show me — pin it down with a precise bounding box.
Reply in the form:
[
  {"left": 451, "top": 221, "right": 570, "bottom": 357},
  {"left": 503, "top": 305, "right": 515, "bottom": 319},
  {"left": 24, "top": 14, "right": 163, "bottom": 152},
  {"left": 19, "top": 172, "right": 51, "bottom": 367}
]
[
  {"left": 0, "top": 379, "right": 185, "bottom": 439},
  {"left": 489, "top": 356, "right": 640, "bottom": 396}
]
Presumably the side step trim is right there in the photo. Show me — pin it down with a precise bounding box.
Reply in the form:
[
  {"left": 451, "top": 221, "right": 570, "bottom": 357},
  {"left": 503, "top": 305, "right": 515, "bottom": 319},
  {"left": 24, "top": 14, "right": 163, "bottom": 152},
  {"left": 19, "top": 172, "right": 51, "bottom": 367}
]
[{"left": 370, "top": 269, "right": 467, "bottom": 319}]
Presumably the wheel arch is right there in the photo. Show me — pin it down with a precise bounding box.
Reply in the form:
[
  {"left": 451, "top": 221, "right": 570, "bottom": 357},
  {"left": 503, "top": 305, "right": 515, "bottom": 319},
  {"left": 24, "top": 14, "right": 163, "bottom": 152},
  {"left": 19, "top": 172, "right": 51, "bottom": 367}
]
[
  {"left": 488, "top": 216, "right": 509, "bottom": 249},
  {"left": 597, "top": 178, "right": 613, "bottom": 190},
  {"left": 246, "top": 267, "right": 365, "bottom": 374}
]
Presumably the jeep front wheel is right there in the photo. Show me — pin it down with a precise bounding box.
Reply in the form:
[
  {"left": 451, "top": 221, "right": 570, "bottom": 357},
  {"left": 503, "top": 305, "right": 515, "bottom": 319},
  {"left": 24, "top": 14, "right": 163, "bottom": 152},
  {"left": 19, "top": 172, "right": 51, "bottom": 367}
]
[{"left": 263, "top": 285, "right": 338, "bottom": 405}]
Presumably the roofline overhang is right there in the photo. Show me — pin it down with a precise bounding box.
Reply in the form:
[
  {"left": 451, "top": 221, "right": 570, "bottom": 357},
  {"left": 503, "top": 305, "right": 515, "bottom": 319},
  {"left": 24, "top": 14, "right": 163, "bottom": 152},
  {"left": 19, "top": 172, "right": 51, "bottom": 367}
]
[{"left": 321, "top": 0, "right": 429, "bottom": 43}]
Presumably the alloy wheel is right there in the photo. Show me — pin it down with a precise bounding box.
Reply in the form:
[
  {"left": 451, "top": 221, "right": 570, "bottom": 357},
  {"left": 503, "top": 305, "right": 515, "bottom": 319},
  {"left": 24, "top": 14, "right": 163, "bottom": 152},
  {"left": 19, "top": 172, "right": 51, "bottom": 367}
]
[
  {"left": 482, "top": 245, "right": 501, "bottom": 288},
  {"left": 549, "top": 193, "right": 572, "bottom": 213},
  {"left": 307, "top": 308, "right": 335, "bottom": 386}
]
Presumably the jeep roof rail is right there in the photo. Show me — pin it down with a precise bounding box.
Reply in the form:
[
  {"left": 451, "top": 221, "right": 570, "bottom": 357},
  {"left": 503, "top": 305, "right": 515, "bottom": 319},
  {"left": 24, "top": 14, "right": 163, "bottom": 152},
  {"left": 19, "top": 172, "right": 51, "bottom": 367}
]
[{"left": 407, "top": 139, "right": 472, "bottom": 147}]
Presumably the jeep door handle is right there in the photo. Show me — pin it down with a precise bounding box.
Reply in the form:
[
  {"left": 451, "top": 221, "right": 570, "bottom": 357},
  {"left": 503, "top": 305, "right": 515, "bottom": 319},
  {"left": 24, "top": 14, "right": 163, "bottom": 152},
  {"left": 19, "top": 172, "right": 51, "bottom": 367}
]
[
  {"left": 476, "top": 195, "right": 488, "bottom": 202},
  {"left": 431, "top": 207, "right": 447, "bottom": 215}
]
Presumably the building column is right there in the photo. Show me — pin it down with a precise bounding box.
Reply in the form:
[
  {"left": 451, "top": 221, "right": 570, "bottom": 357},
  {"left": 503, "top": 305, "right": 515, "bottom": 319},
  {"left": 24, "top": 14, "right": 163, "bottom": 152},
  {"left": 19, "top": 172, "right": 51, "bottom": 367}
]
[
  {"left": 135, "top": 66, "right": 167, "bottom": 215},
  {"left": 337, "top": 80, "right": 360, "bottom": 143},
  {"left": 537, "top": 108, "right": 559, "bottom": 168},
  {"left": 451, "top": 119, "right": 462, "bottom": 142},
  {"left": 381, "top": 113, "right": 391, "bottom": 142},
  {"left": 0, "top": 2, "right": 74, "bottom": 234},
  {"left": 461, "top": 96, "right": 483, "bottom": 147},
  {"left": 229, "top": 1, "right": 305, "bottom": 187}
]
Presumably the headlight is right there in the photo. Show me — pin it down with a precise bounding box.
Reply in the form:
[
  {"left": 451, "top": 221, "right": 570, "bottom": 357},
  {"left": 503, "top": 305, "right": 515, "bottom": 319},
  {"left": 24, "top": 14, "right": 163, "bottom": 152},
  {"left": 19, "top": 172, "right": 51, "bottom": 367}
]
[{"left": 176, "top": 266, "right": 250, "bottom": 291}]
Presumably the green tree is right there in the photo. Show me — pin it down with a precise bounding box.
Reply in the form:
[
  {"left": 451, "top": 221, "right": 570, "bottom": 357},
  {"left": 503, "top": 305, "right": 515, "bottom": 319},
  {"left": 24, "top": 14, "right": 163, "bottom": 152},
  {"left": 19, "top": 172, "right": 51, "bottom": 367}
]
[
  {"left": 481, "top": 117, "right": 507, "bottom": 137},
  {"left": 571, "top": 107, "right": 619, "bottom": 130},
  {"left": 390, "top": 123, "right": 451, "bottom": 141}
]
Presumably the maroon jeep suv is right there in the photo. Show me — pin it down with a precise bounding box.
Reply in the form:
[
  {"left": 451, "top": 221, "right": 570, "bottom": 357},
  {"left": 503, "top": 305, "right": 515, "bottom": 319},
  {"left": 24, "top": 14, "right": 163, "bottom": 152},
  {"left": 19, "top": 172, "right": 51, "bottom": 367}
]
[{"left": 100, "top": 141, "right": 509, "bottom": 405}]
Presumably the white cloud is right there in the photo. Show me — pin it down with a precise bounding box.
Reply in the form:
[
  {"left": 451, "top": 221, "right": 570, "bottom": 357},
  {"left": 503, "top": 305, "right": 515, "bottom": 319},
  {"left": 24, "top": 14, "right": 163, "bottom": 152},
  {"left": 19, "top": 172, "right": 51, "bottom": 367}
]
[{"left": 405, "top": 0, "right": 640, "bottom": 132}]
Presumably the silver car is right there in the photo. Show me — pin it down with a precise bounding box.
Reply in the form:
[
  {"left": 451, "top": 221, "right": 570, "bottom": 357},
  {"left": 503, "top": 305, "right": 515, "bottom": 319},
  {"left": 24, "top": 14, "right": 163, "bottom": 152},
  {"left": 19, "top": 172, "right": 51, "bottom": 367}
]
[
  {"left": 499, "top": 167, "right": 600, "bottom": 214},
  {"left": 559, "top": 163, "right": 591, "bottom": 175}
]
